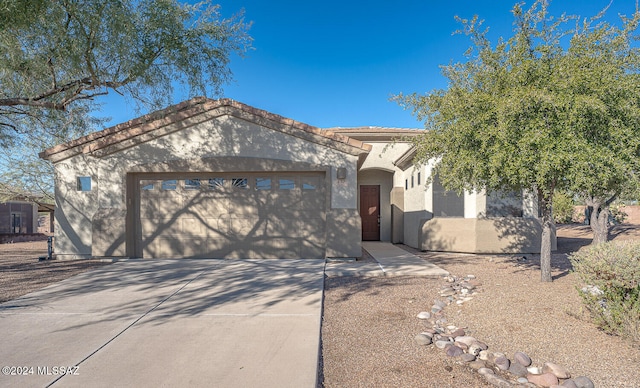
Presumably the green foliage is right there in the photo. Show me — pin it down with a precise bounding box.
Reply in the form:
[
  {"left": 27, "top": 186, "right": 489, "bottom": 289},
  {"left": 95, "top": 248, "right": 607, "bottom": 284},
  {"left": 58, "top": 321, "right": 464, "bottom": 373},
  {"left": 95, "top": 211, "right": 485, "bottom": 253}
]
[
  {"left": 570, "top": 241, "right": 640, "bottom": 341},
  {"left": 609, "top": 203, "right": 628, "bottom": 224},
  {"left": 0, "top": 0, "right": 251, "bottom": 197},
  {"left": 552, "top": 191, "right": 575, "bottom": 224},
  {"left": 395, "top": 0, "right": 640, "bottom": 277}
]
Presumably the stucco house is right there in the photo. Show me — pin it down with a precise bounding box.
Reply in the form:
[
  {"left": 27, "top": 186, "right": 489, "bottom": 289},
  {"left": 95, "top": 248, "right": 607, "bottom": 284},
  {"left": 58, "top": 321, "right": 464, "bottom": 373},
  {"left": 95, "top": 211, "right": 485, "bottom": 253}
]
[
  {"left": 0, "top": 200, "right": 39, "bottom": 234},
  {"left": 40, "top": 98, "right": 550, "bottom": 260}
]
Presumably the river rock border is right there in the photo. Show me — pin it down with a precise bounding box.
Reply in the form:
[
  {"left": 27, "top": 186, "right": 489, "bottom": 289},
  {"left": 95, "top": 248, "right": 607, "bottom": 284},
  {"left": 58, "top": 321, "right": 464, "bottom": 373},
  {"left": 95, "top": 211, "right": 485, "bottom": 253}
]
[{"left": 414, "top": 274, "right": 595, "bottom": 388}]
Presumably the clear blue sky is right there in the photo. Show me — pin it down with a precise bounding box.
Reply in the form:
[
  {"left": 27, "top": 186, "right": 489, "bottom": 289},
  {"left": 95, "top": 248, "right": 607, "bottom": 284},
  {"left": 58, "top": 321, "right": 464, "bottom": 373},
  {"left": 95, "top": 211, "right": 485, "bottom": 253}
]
[{"left": 101, "top": 0, "right": 635, "bottom": 130}]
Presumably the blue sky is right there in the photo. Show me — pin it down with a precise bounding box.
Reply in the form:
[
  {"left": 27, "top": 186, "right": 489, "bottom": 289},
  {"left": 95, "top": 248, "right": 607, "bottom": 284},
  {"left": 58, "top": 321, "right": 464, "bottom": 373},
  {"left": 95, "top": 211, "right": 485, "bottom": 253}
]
[{"left": 101, "top": 0, "right": 635, "bottom": 129}]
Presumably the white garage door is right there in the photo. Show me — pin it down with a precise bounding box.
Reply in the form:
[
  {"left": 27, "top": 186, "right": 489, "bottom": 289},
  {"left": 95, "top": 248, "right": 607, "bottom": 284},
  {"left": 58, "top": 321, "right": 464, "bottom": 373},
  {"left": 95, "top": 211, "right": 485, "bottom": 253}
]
[{"left": 136, "top": 172, "right": 326, "bottom": 259}]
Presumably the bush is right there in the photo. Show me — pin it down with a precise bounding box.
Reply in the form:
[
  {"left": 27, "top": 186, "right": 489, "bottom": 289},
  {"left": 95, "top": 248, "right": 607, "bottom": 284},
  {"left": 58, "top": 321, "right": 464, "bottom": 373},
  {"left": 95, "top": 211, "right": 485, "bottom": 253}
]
[
  {"left": 569, "top": 241, "right": 640, "bottom": 342},
  {"left": 552, "top": 191, "right": 575, "bottom": 224},
  {"left": 609, "top": 203, "right": 628, "bottom": 225}
]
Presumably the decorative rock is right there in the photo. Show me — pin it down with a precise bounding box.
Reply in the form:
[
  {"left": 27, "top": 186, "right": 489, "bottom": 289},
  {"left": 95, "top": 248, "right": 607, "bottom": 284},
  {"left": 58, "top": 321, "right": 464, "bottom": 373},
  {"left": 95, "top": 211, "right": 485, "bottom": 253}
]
[
  {"left": 414, "top": 333, "right": 432, "bottom": 346},
  {"left": 469, "top": 360, "right": 486, "bottom": 370},
  {"left": 431, "top": 305, "right": 443, "bottom": 314},
  {"left": 434, "top": 299, "right": 448, "bottom": 308},
  {"left": 435, "top": 340, "right": 451, "bottom": 349},
  {"left": 450, "top": 328, "right": 465, "bottom": 337},
  {"left": 454, "top": 341, "right": 468, "bottom": 351},
  {"left": 461, "top": 353, "right": 476, "bottom": 362},
  {"left": 508, "top": 362, "right": 528, "bottom": 377},
  {"left": 446, "top": 345, "right": 464, "bottom": 357},
  {"left": 417, "top": 311, "right": 431, "bottom": 320},
  {"left": 474, "top": 340, "right": 488, "bottom": 350},
  {"left": 484, "top": 373, "right": 513, "bottom": 388},
  {"left": 478, "top": 367, "right": 495, "bottom": 376},
  {"left": 517, "top": 377, "right": 529, "bottom": 384},
  {"left": 560, "top": 380, "right": 579, "bottom": 388},
  {"left": 527, "top": 373, "right": 559, "bottom": 387},
  {"left": 514, "top": 351, "right": 532, "bottom": 367},
  {"left": 453, "top": 336, "right": 476, "bottom": 347},
  {"left": 527, "top": 366, "right": 542, "bottom": 375},
  {"left": 543, "top": 362, "right": 571, "bottom": 379},
  {"left": 479, "top": 350, "right": 490, "bottom": 361},
  {"left": 494, "top": 355, "right": 510, "bottom": 371},
  {"left": 573, "top": 376, "right": 595, "bottom": 388}
]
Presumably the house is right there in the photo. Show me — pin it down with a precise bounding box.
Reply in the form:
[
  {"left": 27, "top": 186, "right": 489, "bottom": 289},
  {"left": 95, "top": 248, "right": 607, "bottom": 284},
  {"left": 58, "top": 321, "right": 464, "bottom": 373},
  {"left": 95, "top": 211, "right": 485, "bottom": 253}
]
[
  {"left": 40, "top": 98, "right": 551, "bottom": 260},
  {"left": 0, "top": 200, "right": 39, "bottom": 234}
]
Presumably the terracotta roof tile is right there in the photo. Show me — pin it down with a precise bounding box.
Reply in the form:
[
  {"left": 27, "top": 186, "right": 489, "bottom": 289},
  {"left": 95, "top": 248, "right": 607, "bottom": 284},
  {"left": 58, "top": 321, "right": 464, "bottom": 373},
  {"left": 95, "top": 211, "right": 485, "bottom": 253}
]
[{"left": 40, "top": 98, "right": 372, "bottom": 162}]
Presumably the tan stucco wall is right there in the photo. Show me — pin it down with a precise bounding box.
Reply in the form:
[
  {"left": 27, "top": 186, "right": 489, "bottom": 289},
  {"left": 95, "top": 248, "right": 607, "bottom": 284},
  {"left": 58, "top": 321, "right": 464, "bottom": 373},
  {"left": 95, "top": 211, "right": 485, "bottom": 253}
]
[
  {"left": 420, "top": 217, "right": 556, "bottom": 253},
  {"left": 53, "top": 115, "right": 361, "bottom": 259}
]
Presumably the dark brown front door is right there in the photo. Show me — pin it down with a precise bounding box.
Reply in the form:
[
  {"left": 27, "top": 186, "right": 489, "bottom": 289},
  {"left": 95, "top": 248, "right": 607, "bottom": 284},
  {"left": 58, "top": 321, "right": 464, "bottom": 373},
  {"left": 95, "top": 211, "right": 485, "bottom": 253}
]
[{"left": 360, "top": 185, "right": 380, "bottom": 241}]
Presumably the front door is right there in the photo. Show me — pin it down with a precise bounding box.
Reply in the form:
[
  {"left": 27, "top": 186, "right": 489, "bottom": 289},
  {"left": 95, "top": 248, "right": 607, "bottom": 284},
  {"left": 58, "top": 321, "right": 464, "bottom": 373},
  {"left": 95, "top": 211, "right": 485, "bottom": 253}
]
[{"left": 360, "top": 185, "right": 380, "bottom": 241}]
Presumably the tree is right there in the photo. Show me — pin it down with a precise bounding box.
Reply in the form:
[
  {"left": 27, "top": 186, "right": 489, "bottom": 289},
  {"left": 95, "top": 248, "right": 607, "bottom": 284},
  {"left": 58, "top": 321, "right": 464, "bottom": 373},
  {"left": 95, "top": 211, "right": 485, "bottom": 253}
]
[
  {"left": 0, "top": 0, "right": 251, "bottom": 198},
  {"left": 396, "top": 0, "right": 640, "bottom": 282}
]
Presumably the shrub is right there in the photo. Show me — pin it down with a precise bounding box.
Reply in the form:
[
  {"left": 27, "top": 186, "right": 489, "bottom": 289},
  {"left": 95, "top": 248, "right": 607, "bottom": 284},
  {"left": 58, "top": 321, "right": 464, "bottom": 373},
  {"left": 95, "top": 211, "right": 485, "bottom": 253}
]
[
  {"left": 552, "top": 191, "right": 575, "bottom": 224},
  {"left": 569, "top": 241, "right": 640, "bottom": 342},
  {"left": 609, "top": 203, "right": 628, "bottom": 225}
]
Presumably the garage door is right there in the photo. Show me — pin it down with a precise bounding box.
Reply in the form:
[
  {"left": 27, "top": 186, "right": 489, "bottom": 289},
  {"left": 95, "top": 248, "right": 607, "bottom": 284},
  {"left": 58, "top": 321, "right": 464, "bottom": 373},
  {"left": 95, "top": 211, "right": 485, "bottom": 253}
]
[{"left": 136, "top": 172, "right": 326, "bottom": 259}]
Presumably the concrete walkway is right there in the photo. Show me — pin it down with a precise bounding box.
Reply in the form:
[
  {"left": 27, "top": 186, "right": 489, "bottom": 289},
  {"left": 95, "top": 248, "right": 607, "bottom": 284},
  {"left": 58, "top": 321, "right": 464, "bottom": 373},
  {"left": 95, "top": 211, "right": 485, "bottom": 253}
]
[
  {"left": 0, "top": 243, "right": 446, "bottom": 388},
  {"left": 0, "top": 259, "right": 324, "bottom": 388},
  {"left": 325, "top": 242, "right": 449, "bottom": 278}
]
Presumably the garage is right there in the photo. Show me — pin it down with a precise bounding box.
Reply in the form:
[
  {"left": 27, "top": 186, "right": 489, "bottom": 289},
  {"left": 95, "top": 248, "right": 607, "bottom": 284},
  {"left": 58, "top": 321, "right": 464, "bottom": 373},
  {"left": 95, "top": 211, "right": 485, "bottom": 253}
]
[{"left": 135, "top": 172, "right": 327, "bottom": 259}]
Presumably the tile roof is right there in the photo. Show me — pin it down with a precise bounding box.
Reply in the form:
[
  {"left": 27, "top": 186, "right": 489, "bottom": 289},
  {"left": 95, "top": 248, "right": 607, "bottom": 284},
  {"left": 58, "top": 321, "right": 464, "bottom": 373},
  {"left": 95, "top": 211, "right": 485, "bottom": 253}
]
[{"left": 40, "top": 98, "right": 372, "bottom": 163}]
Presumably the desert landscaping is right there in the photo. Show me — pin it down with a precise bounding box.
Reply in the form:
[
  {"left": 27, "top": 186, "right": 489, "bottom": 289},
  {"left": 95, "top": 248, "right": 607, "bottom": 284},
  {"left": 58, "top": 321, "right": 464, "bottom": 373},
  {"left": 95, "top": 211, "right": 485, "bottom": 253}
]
[{"left": 1, "top": 225, "right": 640, "bottom": 387}]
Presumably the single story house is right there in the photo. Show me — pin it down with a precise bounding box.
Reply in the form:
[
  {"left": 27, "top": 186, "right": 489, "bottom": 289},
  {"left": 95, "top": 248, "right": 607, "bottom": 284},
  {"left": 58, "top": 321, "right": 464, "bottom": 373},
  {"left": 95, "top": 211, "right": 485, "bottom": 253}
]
[
  {"left": 0, "top": 200, "right": 39, "bottom": 234},
  {"left": 40, "top": 98, "right": 552, "bottom": 260}
]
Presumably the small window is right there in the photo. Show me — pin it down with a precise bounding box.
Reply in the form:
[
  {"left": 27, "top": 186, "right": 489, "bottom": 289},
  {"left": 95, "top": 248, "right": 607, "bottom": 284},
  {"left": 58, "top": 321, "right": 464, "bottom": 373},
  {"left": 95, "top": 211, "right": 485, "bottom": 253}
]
[
  {"left": 161, "top": 180, "right": 177, "bottom": 191},
  {"left": 208, "top": 178, "right": 225, "bottom": 190},
  {"left": 279, "top": 178, "right": 295, "bottom": 190},
  {"left": 141, "top": 183, "right": 154, "bottom": 191},
  {"left": 185, "top": 179, "right": 201, "bottom": 190},
  {"left": 302, "top": 176, "right": 319, "bottom": 190},
  {"left": 411, "top": 175, "right": 414, "bottom": 188},
  {"left": 405, "top": 179, "right": 408, "bottom": 190},
  {"left": 255, "top": 177, "right": 271, "bottom": 190},
  {"left": 77, "top": 176, "right": 92, "bottom": 191},
  {"left": 418, "top": 172, "right": 421, "bottom": 185},
  {"left": 232, "top": 178, "right": 248, "bottom": 189}
]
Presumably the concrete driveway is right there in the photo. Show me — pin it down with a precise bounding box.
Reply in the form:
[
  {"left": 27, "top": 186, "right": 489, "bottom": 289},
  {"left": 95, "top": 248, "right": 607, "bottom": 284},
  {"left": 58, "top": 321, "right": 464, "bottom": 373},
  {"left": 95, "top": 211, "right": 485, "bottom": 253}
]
[{"left": 0, "top": 259, "right": 325, "bottom": 388}]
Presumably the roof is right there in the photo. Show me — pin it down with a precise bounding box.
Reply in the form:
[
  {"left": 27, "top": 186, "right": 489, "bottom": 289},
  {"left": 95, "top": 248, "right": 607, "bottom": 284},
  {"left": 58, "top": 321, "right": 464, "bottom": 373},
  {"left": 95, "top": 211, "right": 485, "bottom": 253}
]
[
  {"left": 40, "top": 98, "right": 372, "bottom": 163},
  {"left": 325, "top": 126, "right": 424, "bottom": 141}
]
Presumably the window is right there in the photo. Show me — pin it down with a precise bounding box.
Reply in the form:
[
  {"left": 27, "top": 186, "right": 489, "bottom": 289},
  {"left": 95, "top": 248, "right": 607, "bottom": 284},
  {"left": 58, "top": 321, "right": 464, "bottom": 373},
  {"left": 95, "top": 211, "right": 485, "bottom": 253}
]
[
  {"left": 432, "top": 175, "right": 464, "bottom": 217},
  {"left": 302, "top": 176, "right": 319, "bottom": 190},
  {"left": 278, "top": 178, "right": 295, "bottom": 190},
  {"left": 486, "top": 190, "right": 524, "bottom": 217},
  {"left": 161, "top": 180, "right": 177, "bottom": 191},
  {"left": 141, "top": 181, "right": 154, "bottom": 191},
  {"left": 208, "top": 178, "right": 225, "bottom": 190},
  {"left": 418, "top": 172, "right": 421, "bottom": 185},
  {"left": 255, "top": 177, "right": 271, "bottom": 190},
  {"left": 77, "top": 176, "right": 92, "bottom": 191},
  {"left": 232, "top": 178, "right": 248, "bottom": 189},
  {"left": 411, "top": 175, "right": 414, "bottom": 188},
  {"left": 405, "top": 179, "right": 408, "bottom": 190},
  {"left": 185, "top": 179, "right": 201, "bottom": 190}
]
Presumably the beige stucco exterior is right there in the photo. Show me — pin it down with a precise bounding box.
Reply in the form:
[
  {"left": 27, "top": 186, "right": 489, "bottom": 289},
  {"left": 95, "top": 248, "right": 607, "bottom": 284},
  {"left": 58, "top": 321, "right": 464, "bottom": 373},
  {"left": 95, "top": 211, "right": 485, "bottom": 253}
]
[
  {"left": 45, "top": 99, "right": 368, "bottom": 260},
  {"left": 44, "top": 99, "right": 552, "bottom": 261}
]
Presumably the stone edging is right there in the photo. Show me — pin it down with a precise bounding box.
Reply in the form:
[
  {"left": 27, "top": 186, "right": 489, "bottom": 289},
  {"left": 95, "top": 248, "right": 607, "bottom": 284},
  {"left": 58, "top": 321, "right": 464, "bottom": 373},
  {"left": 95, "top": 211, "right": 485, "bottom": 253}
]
[{"left": 414, "top": 274, "right": 595, "bottom": 388}]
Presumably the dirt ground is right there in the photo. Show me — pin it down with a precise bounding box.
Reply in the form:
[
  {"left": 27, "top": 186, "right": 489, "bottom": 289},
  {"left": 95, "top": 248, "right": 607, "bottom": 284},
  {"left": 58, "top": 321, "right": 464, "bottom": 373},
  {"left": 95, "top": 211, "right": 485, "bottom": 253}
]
[
  {"left": 0, "top": 240, "right": 110, "bottom": 303},
  {"left": 321, "top": 224, "right": 640, "bottom": 388}
]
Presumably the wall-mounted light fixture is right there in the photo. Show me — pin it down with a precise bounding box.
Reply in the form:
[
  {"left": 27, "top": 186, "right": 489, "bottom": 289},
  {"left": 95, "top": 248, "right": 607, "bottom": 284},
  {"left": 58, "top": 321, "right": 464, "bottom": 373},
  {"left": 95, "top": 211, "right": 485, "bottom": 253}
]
[{"left": 336, "top": 167, "right": 347, "bottom": 180}]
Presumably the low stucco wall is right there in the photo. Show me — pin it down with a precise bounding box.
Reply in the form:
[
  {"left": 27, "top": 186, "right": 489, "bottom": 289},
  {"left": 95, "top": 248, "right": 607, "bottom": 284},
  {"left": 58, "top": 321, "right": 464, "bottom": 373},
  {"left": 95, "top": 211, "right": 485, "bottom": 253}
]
[{"left": 420, "top": 217, "right": 556, "bottom": 254}]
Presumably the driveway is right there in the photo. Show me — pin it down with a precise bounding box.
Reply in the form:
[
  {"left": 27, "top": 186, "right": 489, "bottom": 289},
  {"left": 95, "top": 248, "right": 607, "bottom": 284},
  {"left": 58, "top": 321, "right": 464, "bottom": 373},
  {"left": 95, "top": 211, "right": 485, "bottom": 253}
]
[{"left": 0, "top": 259, "right": 325, "bottom": 388}]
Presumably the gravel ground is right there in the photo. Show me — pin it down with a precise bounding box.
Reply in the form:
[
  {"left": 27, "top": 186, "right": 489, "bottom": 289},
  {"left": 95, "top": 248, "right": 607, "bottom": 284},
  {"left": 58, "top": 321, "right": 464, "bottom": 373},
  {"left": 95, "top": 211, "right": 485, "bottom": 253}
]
[
  {"left": 0, "top": 240, "right": 110, "bottom": 303},
  {"left": 320, "top": 224, "right": 640, "bottom": 387}
]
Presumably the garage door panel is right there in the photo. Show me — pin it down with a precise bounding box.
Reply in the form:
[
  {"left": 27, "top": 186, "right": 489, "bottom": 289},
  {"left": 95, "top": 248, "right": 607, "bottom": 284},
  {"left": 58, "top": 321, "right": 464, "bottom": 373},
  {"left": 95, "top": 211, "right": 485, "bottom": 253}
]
[{"left": 137, "top": 172, "right": 326, "bottom": 259}]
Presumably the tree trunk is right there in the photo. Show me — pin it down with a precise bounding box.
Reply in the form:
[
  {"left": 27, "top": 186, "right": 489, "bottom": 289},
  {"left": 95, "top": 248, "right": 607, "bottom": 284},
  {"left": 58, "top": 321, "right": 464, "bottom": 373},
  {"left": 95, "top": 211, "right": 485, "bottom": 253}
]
[
  {"left": 539, "top": 189, "right": 553, "bottom": 282},
  {"left": 585, "top": 196, "right": 615, "bottom": 245}
]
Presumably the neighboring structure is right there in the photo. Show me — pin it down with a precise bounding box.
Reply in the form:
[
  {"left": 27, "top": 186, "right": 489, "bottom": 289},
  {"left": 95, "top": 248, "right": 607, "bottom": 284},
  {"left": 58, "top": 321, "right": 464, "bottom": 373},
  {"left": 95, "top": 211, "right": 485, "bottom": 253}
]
[
  {"left": 40, "top": 98, "right": 552, "bottom": 260},
  {"left": 0, "top": 200, "right": 39, "bottom": 234}
]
